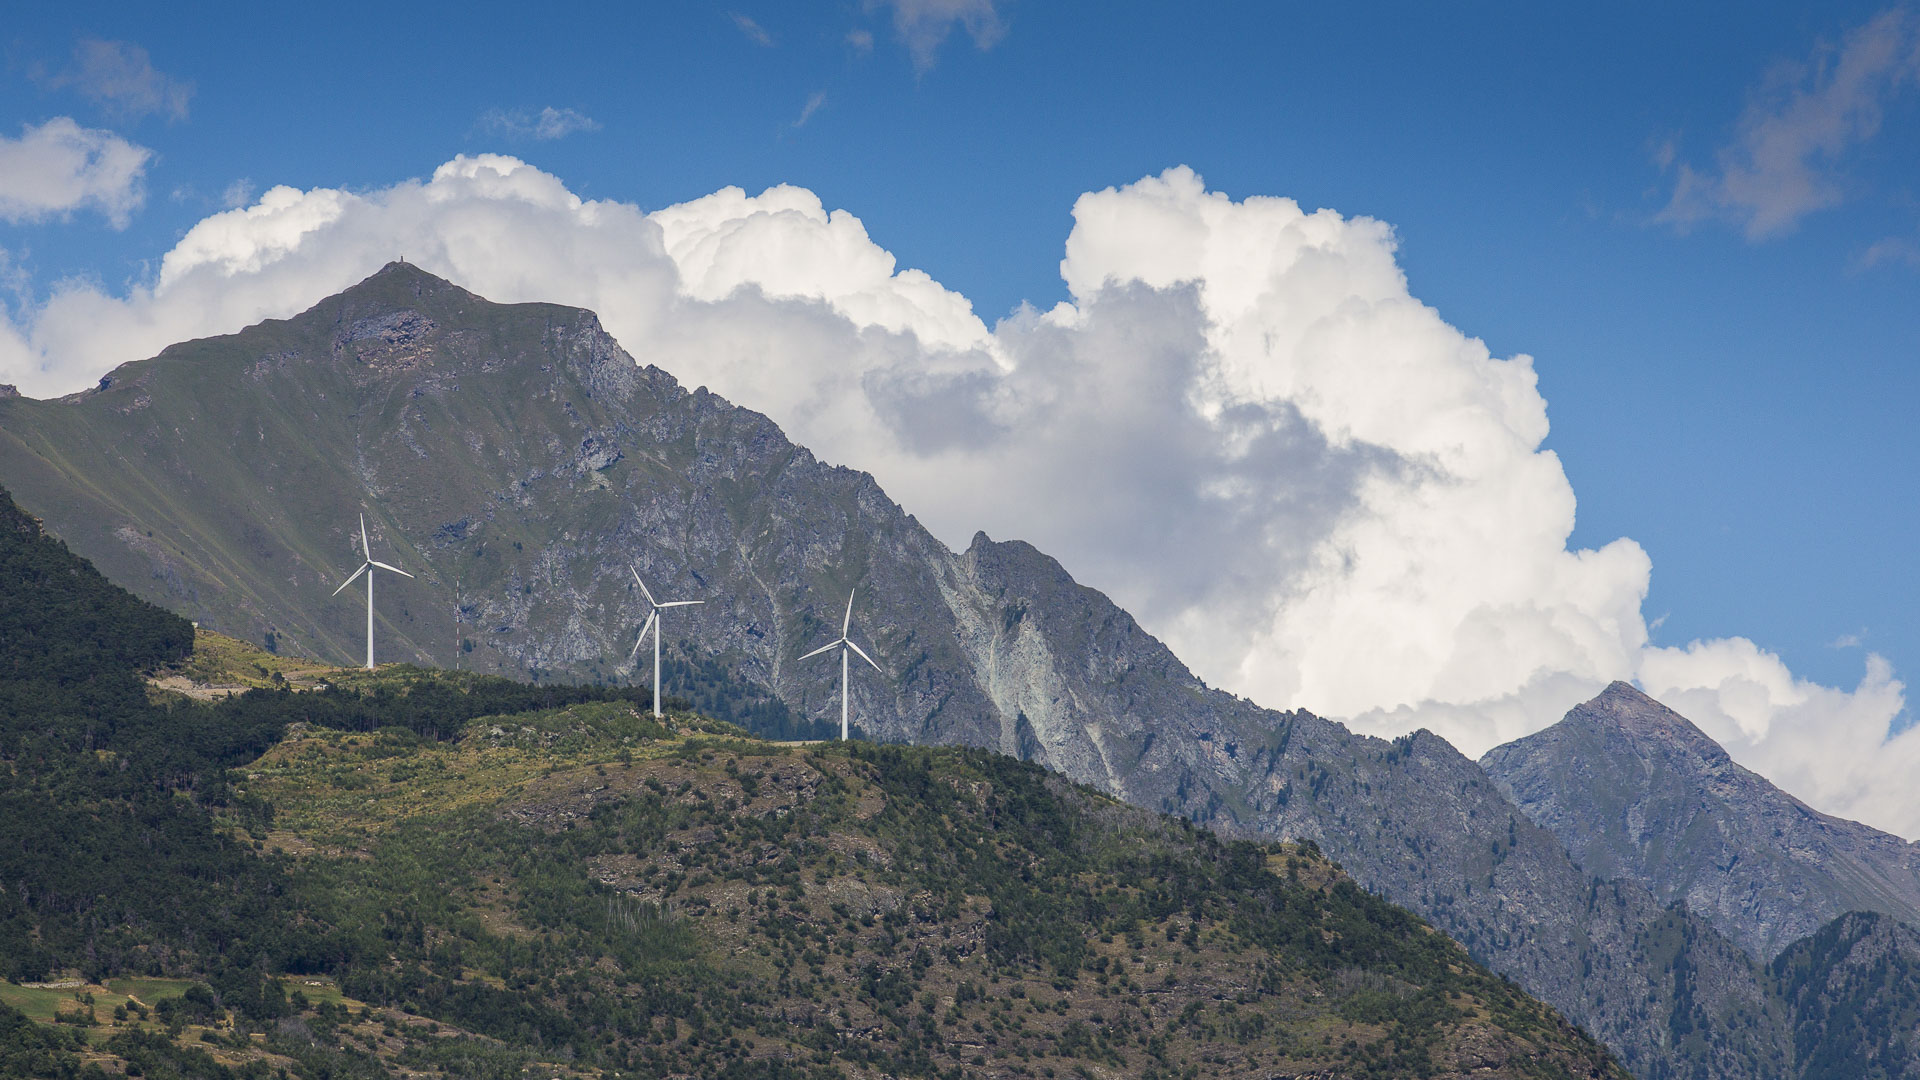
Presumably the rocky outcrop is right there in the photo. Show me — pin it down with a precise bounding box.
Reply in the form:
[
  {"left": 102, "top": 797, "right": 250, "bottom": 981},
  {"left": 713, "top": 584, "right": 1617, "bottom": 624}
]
[{"left": 1482, "top": 682, "right": 1920, "bottom": 959}]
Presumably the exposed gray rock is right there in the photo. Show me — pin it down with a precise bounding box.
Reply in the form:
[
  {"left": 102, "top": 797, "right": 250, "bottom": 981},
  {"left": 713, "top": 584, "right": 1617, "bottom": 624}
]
[{"left": 1482, "top": 682, "right": 1920, "bottom": 960}]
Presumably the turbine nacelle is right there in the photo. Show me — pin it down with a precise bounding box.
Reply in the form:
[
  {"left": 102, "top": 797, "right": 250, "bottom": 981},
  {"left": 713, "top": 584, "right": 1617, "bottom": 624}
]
[
  {"left": 798, "top": 635, "right": 881, "bottom": 670},
  {"left": 330, "top": 559, "right": 410, "bottom": 595}
]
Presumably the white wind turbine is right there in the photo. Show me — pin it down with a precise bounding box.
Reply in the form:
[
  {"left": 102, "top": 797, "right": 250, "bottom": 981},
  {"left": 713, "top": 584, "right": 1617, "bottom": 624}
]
[
  {"left": 330, "top": 514, "right": 414, "bottom": 670},
  {"left": 628, "top": 564, "right": 703, "bottom": 719},
  {"left": 800, "top": 589, "right": 881, "bottom": 741}
]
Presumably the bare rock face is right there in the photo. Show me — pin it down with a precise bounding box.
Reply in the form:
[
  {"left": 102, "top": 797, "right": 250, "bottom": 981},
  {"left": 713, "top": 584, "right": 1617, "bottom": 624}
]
[
  {"left": 1482, "top": 681, "right": 1920, "bottom": 960},
  {"left": 0, "top": 263, "right": 1810, "bottom": 1077},
  {"left": 1200, "top": 718, "right": 1789, "bottom": 1080}
]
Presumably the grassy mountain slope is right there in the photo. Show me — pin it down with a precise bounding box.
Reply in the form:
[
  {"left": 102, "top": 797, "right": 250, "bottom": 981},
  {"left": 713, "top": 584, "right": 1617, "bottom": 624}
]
[
  {"left": 230, "top": 707, "right": 1628, "bottom": 1080},
  {"left": 0, "top": 261, "right": 990, "bottom": 725},
  {"left": 0, "top": 265, "right": 1807, "bottom": 1076},
  {"left": 0, "top": 483, "right": 1629, "bottom": 1080}
]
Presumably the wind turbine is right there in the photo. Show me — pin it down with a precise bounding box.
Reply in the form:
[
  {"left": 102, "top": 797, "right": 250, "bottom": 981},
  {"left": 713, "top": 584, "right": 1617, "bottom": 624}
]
[
  {"left": 799, "top": 589, "right": 881, "bottom": 740},
  {"left": 628, "top": 564, "right": 703, "bottom": 719},
  {"left": 330, "top": 514, "right": 413, "bottom": 670}
]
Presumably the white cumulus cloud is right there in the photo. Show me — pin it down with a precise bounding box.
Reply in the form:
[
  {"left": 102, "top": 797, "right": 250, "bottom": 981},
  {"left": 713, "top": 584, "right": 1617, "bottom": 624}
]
[
  {"left": 0, "top": 154, "right": 1909, "bottom": 835},
  {"left": 1640, "top": 640, "right": 1912, "bottom": 832},
  {"left": 649, "top": 182, "right": 993, "bottom": 354},
  {"left": 0, "top": 117, "right": 152, "bottom": 228}
]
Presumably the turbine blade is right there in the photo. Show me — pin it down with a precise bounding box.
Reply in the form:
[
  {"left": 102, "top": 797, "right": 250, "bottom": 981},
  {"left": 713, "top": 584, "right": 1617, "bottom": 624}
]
[
  {"left": 629, "top": 563, "right": 657, "bottom": 607},
  {"left": 359, "top": 514, "right": 371, "bottom": 561},
  {"left": 658, "top": 600, "right": 703, "bottom": 608},
  {"left": 842, "top": 588, "right": 856, "bottom": 638},
  {"left": 370, "top": 560, "right": 413, "bottom": 578},
  {"left": 331, "top": 563, "right": 369, "bottom": 595},
  {"left": 846, "top": 638, "right": 882, "bottom": 672},
  {"left": 798, "top": 640, "right": 841, "bottom": 662},
  {"left": 630, "top": 611, "right": 658, "bottom": 661}
]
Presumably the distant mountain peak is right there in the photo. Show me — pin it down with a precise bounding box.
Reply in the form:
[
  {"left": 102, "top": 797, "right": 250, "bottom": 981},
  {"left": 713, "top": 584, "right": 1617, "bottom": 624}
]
[
  {"left": 320, "top": 260, "right": 482, "bottom": 320},
  {"left": 1573, "top": 680, "right": 1724, "bottom": 753},
  {"left": 1595, "top": 678, "right": 1644, "bottom": 701},
  {"left": 1484, "top": 678, "right": 1920, "bottom": 960},
  {"left": 360, "top": 258, "right": 458, "bottom": 291}
]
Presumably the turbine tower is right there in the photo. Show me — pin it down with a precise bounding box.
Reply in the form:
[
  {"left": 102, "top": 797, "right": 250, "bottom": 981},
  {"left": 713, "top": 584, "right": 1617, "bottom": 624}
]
[
  {"left": 799, "top": 589, "right": 881, "bottom": 740},
  {"left": 628, "top": 564, "right": 703, "bottom": 719},
  {"left": 330, "top": 514, "right": 413, "bottom": 670}
]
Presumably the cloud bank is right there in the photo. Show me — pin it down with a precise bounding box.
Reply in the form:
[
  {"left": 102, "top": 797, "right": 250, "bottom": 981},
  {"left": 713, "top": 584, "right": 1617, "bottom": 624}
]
[
  {"left": 0, "top": 155, "right": 1909, "bottom": 834},
  {"left": 0, "top": 117, "right": 152, "bottom": 228}
]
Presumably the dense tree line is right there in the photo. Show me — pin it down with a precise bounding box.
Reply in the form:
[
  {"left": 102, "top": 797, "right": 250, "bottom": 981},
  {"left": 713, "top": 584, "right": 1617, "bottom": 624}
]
[
  {"left": 664, "top": 646, "right": 842, "bottom": 743},
  {"left": 0, "top": 490, "right": 193, "bottom": 685},
  {"left": 212, "top": 669, "right": 655, "bottom": 743},
  {"left": 0, "top": 1000, "right": 101, "bottom": 1079},
  {"left": 0, "top": 486, "right": 663, "bottom": 984},
  {"left": 1772, "top": 913, "right": 1920, "bottom": 1080}
]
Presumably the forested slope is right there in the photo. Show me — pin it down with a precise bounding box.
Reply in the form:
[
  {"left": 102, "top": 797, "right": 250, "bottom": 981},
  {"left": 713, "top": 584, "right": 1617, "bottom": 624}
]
[{"left": 0, "top": 485, "right": 1627, "bottom": 1079}]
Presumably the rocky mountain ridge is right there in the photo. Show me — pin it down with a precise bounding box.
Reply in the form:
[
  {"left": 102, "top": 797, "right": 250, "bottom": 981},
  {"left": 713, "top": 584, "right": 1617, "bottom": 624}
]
[
  {"left": 1482, "top": 681, "right": 1920, "bottom": 960},
  {"left": 0, "top": 262, "right": 1904, "bottom": 1079}
]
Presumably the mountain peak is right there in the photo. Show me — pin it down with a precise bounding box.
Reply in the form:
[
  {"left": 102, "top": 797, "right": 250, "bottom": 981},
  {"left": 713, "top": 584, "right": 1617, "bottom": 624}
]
[
  {"left": 1485, "top": 678, "right": 1920, "bottom": 960},
  {"left": 329, "top": 259, "right": 475, "bottom": 312},
  {"left": 366, "top": 258, "right": 449, "bottom": 286},
  {"left": 1572, "top": 680, "right": 1720, "bottom": 748}
]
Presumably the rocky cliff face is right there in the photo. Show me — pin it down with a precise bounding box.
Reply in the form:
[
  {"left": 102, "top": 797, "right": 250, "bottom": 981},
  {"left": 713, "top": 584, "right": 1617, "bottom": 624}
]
[
  {"left": 0, "top": 264, "right": 1827, "bottom": 1077},
  {"left": 1193, "top": 718, "right": 1788, "bottom": 1080},
  {"left": 1481, "top": 682, "right": 1920, "bottom": 960}
]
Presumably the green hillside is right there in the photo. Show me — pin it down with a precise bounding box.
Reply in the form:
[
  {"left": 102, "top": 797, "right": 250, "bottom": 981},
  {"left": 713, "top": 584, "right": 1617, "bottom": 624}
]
[
  {"left": 1771, "top": 912, "right": 1920, "bottom": 1080},
  {"left": 0, "top": 262, "right": 1788, "bottom": 1076},
  {"left": 0, "top": 485, "right": 1627, "bottom": 1079}
]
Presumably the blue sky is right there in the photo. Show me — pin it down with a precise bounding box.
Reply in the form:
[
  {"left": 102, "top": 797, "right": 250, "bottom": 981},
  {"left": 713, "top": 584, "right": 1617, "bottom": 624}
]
[{"left": 2, "top": 3, "right": 1916, "bottom": 767}]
